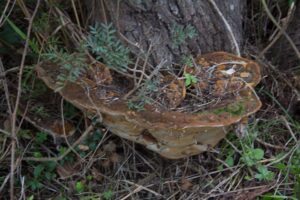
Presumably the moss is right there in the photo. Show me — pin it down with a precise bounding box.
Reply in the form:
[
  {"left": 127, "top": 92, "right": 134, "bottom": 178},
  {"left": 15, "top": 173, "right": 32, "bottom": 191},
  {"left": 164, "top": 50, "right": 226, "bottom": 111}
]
[{"left": 212, "top": 102, "right": 245, "bottom": 116}]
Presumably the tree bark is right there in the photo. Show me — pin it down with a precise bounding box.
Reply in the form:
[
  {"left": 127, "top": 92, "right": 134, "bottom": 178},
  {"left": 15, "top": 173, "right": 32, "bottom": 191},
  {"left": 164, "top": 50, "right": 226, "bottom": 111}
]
[
  {"left": 85, "top": 0, "right": 245, "bottom": 66},
  {"left": 270, "top": 1, "right": 300, "bottom": 70}
]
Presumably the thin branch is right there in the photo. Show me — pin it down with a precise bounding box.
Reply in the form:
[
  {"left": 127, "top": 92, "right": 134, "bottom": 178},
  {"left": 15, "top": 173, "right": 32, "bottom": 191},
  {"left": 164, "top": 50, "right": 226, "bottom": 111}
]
[
  {"left": 0, "top": 58, "right": 13, "bottom": 115},
  {"left": 9, "top": 1, "right": 40, "bottom": 198},
  {"left": 261, "top": 0, "right": 300, "bottom": 61},
  {"left": 208, "top": 0, "right": 240, "bottom": 56},
  {"left": 71, "top": 0, "right": 81, "bottom": 27},
  {"left": 259, "top": 1, "right": 295, "bottom": 57}
]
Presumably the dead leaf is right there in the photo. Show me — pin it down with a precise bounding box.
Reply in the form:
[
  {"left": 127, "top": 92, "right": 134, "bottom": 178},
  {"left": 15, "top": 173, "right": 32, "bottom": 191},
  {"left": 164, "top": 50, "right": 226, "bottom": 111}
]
[
  {"left": 240, "top": 72, "right": 250, "bottom": 78},
  {"left": 101, "top": 159, "right": 111, "bottom": 168},
  {"left": 3, "top": 118, "right": 11, "bottom": 132},
  {"left": 180, "top": 179, "right": 193, "bottom": 191},
  {"left": 50, "top": 120, "right": 76, "bottom": 137},
  {"left": 103, "top": 141, "right": 117, "bottom": 153},
  {"left": 78, "top": 144, "right": 89, "bottom": 151},
  {"left": 56, "top": 162, "right": 80, "bottom": 179},
  {"left": 91, "top": 167, "right": 103, "bottom": 182},
  {"left": 109, "top": 152, "right": 120, "bottom": 164}
]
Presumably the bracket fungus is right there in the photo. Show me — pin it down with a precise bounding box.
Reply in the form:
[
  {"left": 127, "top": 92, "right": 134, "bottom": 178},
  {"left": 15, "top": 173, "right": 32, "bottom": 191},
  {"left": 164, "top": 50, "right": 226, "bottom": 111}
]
[{"left": 36, "top": 52, "right": 262, "bottom": 159}]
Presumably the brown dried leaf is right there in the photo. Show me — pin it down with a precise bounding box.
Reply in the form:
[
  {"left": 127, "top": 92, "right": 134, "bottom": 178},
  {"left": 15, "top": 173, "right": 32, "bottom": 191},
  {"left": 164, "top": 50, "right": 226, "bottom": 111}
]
[
  {"left": 56, "top": 162, "right": 80, "bottom": 179},
  {"left": 3, "top": 118, "right": 11, "bottom": 132},
  {"left": 78, "top": 144, "right": 89, "bottom": 151},
  {"left": 101, "top": 159, "right": 111, "bottom": 168},
  {"left": 109, "top": 152, "right": 120, "bottom": 164},
  {"left": 91, "top": 167, "right": 103, "bottom": 182},
  {"left": 162, "top": 75, "right": 186, "bottom": 108},
  {"left": 50, "top": 120, "right": 76, "bottom": 137},
  {"left": 103, "top": 141, "right": 117, "bottom": 153},
  {"left": 180, "top": 179, "right": 193, "bottom": 191}
]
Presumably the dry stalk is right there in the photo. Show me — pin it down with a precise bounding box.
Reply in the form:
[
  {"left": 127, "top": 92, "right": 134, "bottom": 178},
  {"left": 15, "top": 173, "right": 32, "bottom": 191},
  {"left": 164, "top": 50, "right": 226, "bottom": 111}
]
[
  {"left": 0, "top": 58, "right": 13, "bottom": 115},
  {"left": 70, "top": 0, "right": 81, "bottom": 27},
  {"left": 60, "top": 98, "right": 83, "bottom": 160},
  {"left": 0, "top": 0, "right": 17, "bottom": 27},
  {"left": 259, "top": 1, "right": 296, "bottom": 56},
  {"left": 9, "top": 1, "right": 40, "bottom": 199},
  {"left": 208, "top": 0, "right": 241, "bottom": 56},
  {"left": 261, "top": 0, "right": 300, "bottom": 61}
]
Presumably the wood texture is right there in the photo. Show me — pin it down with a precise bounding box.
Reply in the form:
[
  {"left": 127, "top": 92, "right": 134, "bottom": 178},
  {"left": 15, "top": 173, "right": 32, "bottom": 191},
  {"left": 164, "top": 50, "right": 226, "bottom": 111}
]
[{"left": 85, "top": 0, "right": 245, "bottom": 66}]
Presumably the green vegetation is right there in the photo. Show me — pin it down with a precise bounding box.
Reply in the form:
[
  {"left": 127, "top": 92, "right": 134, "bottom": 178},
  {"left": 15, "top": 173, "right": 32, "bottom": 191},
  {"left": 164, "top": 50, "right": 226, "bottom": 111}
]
[
  {"left": 184, "top": 73, "right": 198, "bottom": 86},
  {"left": 86, "top": 23, "right": 131, "bottom": 72},
  {"left": 42, "top": 48, "right": 86, "bottom": 91},
  {"left": 171, "top": 23, "right": 198, "bottom": 48},
  {"left": 181, "top": 55, "right": 194, "bottom": 68},
  {"left": 213, "top": 102, "right": 245, "bottom": 116}
]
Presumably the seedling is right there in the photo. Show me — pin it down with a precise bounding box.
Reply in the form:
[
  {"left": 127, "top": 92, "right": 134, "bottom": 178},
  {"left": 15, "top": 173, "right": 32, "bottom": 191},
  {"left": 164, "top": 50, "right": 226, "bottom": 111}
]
[{"left": 184, "top": 73, "right": 198, "bottom": 86}]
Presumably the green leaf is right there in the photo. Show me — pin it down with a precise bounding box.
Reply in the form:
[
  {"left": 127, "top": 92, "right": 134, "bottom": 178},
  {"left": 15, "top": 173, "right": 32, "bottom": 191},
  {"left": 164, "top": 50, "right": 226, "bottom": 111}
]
[
  {"left": 252, "top": 148, "right": 264, "bottom": 160},
  {"left": 26, "top": 195, "right": 34, "bottom": 200},
  {"left": 255, "top": 165, "right": 274, "bottom": 181},
  {"left": 33, "top": 165, "right": 45, "bottom": 178},
  {"left": 225, "top": 156, "right": 234, "bottom": 167},
  {"left": 35, "top": 132, "right": 48, "bottom": 143},
  {"left": 191, "top": 76, "right": 198, "bottom": 84},
  {"left": 28, "top": 179, "right": 43, "bottom": 190},
  {"left": 33, "top": 152, "right": 42, "bottom": 158},
  {"left": 6, "top": 17, "right": 39, "bottom": 54},
  {"left": 103, "top": 190, "right": 113, "bottom": 200},
  {"left": 75, "top": 181, "right": 85, "bottom": 193},
  {"left": 275, "top": 163, "right": 286, "bottom": 171}
]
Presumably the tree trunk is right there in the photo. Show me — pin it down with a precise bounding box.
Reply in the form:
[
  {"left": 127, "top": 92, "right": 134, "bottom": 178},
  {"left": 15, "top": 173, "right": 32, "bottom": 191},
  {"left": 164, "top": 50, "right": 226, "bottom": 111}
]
[
  {"left": 270, "top": 1, "right": 300, "bottom": 70},
  {"left": 85, "top": 0, "right": 246, "bottom": 66}
]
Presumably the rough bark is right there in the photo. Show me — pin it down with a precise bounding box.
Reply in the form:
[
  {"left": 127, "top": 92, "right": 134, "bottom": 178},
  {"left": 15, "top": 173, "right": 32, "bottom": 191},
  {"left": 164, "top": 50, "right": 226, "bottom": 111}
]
[{"left": 85, "top": 0, "right": 245, "bottom": 66}]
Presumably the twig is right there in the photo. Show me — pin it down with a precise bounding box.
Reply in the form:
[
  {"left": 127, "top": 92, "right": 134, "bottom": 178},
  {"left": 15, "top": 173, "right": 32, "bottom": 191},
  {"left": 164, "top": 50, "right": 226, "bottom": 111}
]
[
  {"left": 256, "top": 138, "right": 287, "bottom": 150},
  {"left": 0, "top": 0, "right": 17, "bottom": 27},
  {"left": 261, "top": 0, "right": 300, "bottom": 61},
  {"left": 208, "top": 0, "right": 240, "bottom": 56},
  {"left": 0, "top": 58, "right": 13, "bottom": 115},
  {"left": 10, "top": 1, "right": 40, "bottom": 199},
  {"left": 121, "top": 180, "right": 162, "bottom": 199},
  {"left": 60, "top": 98, "right": 83, "bottom": 160},
  {"left": 281, "top": 116, "right": 298, "bottom": 142},
  {"left": 259, "top": 1, "right": 296, "bottom": 57},
  {"left": 70, "top": 0, "right": 81, "bottom": 27}
]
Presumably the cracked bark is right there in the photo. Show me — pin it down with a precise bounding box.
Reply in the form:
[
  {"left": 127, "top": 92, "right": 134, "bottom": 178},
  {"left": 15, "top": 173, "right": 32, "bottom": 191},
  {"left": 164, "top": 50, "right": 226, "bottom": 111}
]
[{"left": 85, "top": 0, "right": 245, "bottom": 66}]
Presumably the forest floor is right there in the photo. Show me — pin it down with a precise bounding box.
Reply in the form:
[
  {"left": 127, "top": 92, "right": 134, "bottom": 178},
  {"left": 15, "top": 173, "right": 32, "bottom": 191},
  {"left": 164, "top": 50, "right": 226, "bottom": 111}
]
[{"left": 0, "top": 0, "right": 300, "bottom": 200}]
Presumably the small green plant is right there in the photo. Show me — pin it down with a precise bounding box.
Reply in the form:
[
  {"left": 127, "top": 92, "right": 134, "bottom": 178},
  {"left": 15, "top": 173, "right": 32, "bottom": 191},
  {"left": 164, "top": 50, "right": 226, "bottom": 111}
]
[
  {"left": 75, "top": 181, "right": 85, "bottom": 193},
  {"left": 181, "top": 55, "right": 194, "bottom": 67},
  {"left": 127, "top": 99, "right": 146, "bottom": 111},
  {"left": 58, "top": 146, "right": 76, "bottom": 165},
  {"left": 76, "top": 129, "right": 103, "bottom": 157},
  {"left": 171, "top": 23, "right": 197, "bottom": 48},
  {"left": 103, "top": 190, "right": 114, "bottom": 200},
  {"left": 184, "top": 73, "right": 197, "bottom": 86},
  {"left": 27, "top": 161, "right": 57, "bottom": 191},
  {"left": 32, "top": 105, "right": 50, "bottom": 118},
  {"left": 86, "top": 23, "right": 131, "bottom": 72},
  {"left": 240, "top": 147, "right": 264, "bottom": 167},
  {"left": 43, "top": 47, "right": 86, "bottom": 91},
  {"left": 35, "top": 132, "right": 48, "bottom": 144},
  {"left": 255, "top": 165, "right": 274, "bottom": 181},
  {"left": 33, "top": 12, "right": 50, "bottom": 34},
  {"left": 127, "top": 79, "right": 159, "bottom": 111},
  {"left": 213, "top": 102, "right": 245, "bottom": 116}
]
